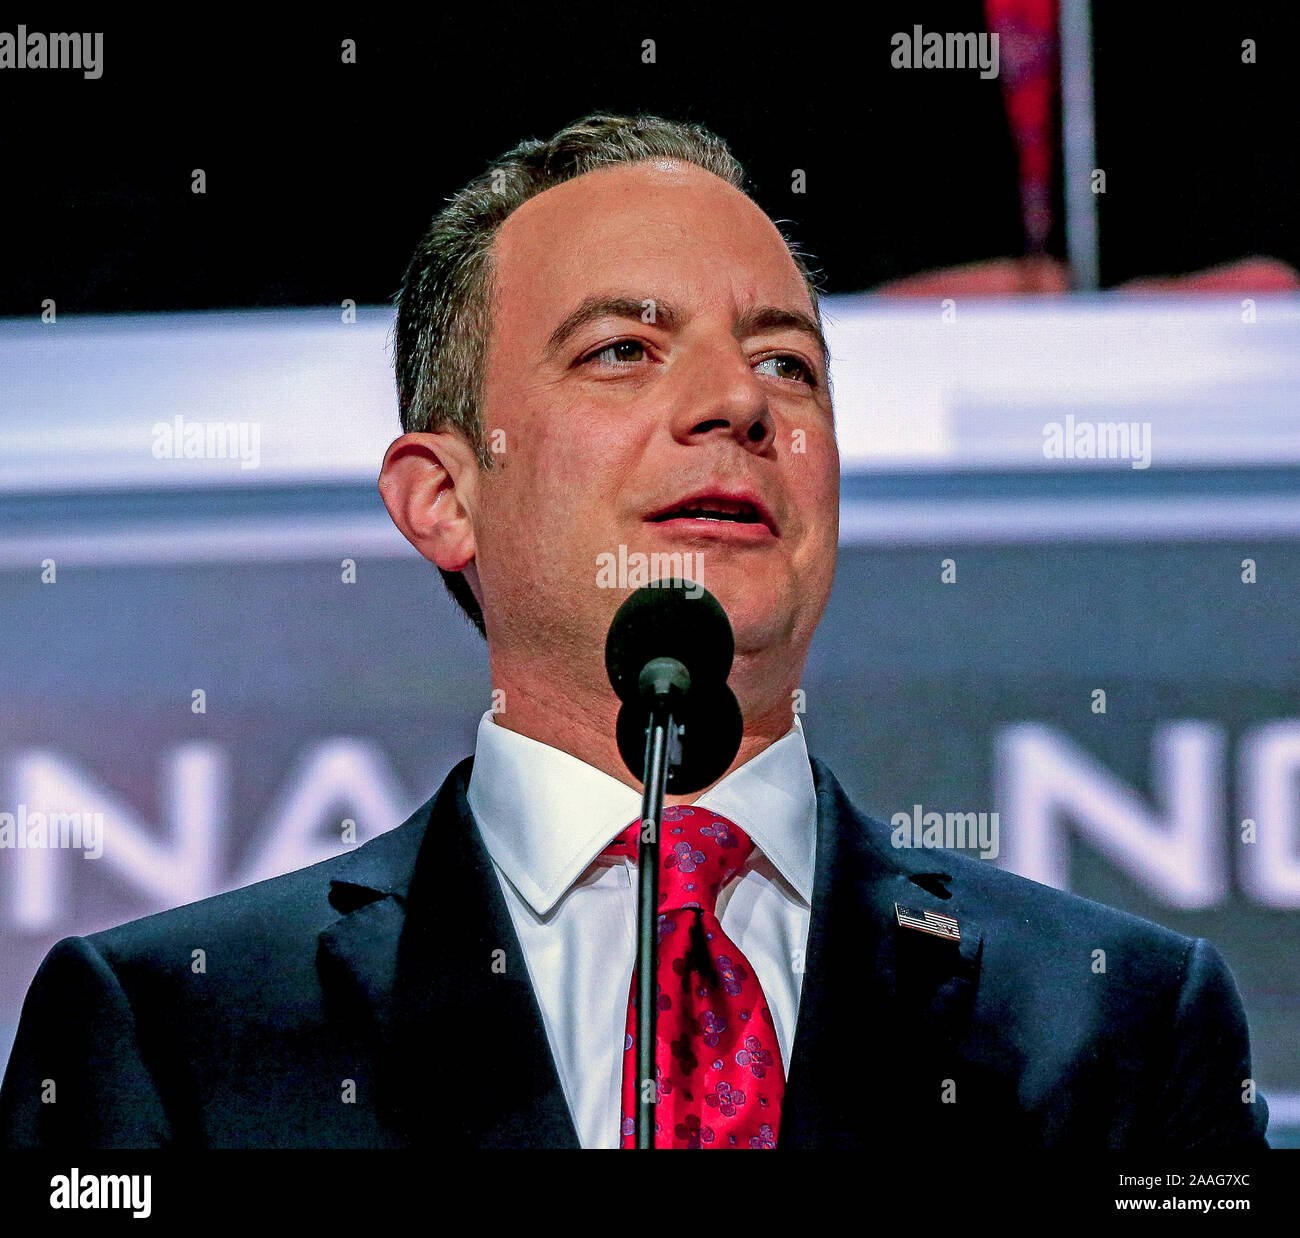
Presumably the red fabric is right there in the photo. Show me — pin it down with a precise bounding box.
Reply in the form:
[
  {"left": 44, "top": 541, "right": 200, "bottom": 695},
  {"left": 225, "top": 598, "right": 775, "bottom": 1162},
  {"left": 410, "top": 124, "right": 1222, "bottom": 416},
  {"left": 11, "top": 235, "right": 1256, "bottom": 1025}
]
[
  {"left": 603, "top": 806, "right": 784, "bottom": 1148},
  {"left": 985, "top": 0, "right": 1059, "bottom": 250}
]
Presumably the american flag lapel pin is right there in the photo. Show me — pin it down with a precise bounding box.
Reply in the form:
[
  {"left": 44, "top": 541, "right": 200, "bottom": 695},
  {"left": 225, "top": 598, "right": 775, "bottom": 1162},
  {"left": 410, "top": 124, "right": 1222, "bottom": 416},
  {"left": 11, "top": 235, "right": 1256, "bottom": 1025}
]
[{"left": 894, "top": 902, "right": 962, "bottom": 942}]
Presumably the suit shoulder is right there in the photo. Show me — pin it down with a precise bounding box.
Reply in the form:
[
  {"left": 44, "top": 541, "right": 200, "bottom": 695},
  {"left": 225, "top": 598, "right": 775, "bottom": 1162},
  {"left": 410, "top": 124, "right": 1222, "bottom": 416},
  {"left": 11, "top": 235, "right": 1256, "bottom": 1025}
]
[
  {"left": 854, "top": 807, "right": 1195, "bottom": 964},
  {"left": 84, "top": 810, "right": 429, "bottom": 965}
]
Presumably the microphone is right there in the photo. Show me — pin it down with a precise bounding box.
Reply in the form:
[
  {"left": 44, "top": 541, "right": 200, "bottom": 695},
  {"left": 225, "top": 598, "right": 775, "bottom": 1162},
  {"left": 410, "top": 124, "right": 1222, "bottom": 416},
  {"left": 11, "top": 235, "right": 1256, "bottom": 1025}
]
[
  {"left": 605, "top": 581, "right": 734, "bottom": 701},
  {"left": 605, "top": 581, "right": 743, "bottom": 794},
  {"left": 604, "top": 578, "right": 745, "bottom": 1148}
]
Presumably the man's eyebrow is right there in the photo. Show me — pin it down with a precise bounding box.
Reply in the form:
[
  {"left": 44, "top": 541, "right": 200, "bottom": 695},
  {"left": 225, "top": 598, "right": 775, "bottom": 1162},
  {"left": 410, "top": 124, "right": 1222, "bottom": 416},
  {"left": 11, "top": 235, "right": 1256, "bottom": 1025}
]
[
  {"left": 545, "top": 296, "right": 676, "bottom": 361},
  {"left": 544, "top": 294, "right": 829, "bottom": 371},
  {"left": 735, "top": 304, "right": 830, "bottom": 372}
]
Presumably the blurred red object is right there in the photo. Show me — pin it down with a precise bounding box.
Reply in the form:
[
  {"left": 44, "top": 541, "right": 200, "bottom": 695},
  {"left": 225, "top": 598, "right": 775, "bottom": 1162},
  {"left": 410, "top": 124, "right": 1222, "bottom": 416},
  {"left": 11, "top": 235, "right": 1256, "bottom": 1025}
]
[
  {"left": 872, "top": 256, "right": 1069, "bottom": 296},
  {"left": 871, "top": 254, "right": 1299, "bottom": 297},
  {"left": 1116, "top": 257, "right": 1300, "bottom": 294}
]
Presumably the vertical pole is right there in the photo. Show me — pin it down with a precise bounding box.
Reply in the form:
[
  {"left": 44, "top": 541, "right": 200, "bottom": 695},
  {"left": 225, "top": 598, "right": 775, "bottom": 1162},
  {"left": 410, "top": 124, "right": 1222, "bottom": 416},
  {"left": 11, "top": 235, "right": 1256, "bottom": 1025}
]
[
  {"left": 1060, "top": 0, "right": 1100, "bottom": 290},
  {"left": 635, "top": 714, "right": 668, "bottom": 1148}
]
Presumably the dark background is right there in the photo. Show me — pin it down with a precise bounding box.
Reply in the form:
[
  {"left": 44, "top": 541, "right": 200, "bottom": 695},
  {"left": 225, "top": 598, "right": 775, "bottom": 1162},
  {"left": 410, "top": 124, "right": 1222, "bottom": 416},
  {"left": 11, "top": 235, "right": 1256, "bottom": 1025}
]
[{"left": 1, "top": 3, "right": 1294, "bottom": 316}]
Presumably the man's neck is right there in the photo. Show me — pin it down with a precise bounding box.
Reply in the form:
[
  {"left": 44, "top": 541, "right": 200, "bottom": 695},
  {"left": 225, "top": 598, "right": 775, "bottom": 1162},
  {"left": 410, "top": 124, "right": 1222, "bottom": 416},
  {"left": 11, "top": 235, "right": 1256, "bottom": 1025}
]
[{"left": 485, "top": 653, "right": 798, "bottom": 805}]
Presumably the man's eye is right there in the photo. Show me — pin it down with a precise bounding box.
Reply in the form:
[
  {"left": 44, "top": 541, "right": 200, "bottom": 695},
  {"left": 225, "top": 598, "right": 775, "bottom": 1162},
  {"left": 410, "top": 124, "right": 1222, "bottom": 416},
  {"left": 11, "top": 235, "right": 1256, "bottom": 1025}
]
[
  {"left": 756, "top": 354, "right": 816, "bottom": 387},
  {"left": 586, "top": 339, "right": 646, "bottom": 366}
]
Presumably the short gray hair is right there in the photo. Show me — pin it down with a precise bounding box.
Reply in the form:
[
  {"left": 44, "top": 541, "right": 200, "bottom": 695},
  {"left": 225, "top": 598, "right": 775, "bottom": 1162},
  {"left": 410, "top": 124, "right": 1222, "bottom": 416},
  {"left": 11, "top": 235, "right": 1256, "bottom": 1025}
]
[{"left": 392, "top": 111, "right": 825, "bottom": 637}]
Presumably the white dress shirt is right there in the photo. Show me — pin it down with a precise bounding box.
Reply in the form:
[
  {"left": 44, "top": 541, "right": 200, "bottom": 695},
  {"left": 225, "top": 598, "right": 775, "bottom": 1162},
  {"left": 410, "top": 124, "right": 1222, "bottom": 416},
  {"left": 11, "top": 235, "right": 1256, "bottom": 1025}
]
[{"left": 466, "top": 710, "right": 817, "bottom": 1148}]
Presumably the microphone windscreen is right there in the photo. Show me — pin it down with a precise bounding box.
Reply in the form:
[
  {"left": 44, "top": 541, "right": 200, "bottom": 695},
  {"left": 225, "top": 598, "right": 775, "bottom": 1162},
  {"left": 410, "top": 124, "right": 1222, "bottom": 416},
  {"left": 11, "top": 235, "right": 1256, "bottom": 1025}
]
[{"left": 604, "top": 580, "right": 734, "bottom": 703}]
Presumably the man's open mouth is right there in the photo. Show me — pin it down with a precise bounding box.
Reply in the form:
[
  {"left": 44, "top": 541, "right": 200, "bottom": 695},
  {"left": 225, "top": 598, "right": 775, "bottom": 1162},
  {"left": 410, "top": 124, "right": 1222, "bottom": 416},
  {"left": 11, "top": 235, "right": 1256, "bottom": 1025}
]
[
  {"left": 649, "top": 499, "right": 764, "bottom": 524},
  {"left": 645, "top": 491, "right": 777, "bottom": 534}
]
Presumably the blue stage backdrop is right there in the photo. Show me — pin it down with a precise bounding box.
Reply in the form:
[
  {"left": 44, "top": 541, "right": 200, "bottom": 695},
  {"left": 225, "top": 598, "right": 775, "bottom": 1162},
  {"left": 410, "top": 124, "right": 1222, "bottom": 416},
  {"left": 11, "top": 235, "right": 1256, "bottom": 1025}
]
[{"left": 2, "top": 297, "right": 1298, "bottom": 1142}]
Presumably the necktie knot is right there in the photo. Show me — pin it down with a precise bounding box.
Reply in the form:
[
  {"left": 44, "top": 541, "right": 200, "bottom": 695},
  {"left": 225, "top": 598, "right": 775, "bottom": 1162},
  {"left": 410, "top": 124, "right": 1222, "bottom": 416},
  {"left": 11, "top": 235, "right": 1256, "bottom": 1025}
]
[{"left": 601, "top": 806, "right": 754, "bottom": 916}]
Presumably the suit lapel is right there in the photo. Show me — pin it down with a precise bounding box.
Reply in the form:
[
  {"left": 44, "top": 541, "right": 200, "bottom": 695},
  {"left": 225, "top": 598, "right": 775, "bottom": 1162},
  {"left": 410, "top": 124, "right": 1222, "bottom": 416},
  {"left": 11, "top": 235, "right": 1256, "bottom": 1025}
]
[
  {"left": 780, "top": 759, "right": 984, "bottom": 1149},
  {"left": 317, "top": 756, "right": 580, "bottom": 1148}
]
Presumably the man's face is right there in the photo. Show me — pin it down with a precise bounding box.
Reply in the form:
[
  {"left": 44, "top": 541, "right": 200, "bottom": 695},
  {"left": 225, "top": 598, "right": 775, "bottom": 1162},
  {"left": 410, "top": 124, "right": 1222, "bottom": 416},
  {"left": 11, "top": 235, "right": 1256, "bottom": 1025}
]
[{"left": 471, "top": 158, "right": 839, "bottom": 673}]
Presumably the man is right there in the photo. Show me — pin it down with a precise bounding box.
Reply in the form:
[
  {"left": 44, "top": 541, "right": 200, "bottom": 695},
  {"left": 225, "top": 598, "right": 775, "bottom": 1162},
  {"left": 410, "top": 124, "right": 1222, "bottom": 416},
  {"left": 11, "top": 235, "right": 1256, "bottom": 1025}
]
[{"left": 0, "top": 113, "right": 1269, "bottom": 1150}]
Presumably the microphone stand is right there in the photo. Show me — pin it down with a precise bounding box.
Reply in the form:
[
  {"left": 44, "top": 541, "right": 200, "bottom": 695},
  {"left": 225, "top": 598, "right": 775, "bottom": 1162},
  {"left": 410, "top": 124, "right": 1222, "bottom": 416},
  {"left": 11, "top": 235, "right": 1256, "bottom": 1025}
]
[
  {"left": 633, "top": 658, "right": 689, "bottom": 1149},
  {"left": 606, "top": 584, "right": 740, "bottom": 1149}
]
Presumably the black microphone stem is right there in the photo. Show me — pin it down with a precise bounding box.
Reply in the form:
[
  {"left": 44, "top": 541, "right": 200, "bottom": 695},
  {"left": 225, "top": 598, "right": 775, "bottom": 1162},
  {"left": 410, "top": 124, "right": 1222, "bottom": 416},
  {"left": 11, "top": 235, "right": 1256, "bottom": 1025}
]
[{"left": 635, "top": 702, "right": 672, "bottom": 1150}]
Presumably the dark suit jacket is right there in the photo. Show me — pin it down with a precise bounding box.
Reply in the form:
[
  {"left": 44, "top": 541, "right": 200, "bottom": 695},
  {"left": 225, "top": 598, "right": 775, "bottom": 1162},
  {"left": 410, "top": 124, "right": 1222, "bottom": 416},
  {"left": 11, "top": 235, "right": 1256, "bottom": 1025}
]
[{"left": 0, "top": 756, "right": 1270, "bottom": 1149}]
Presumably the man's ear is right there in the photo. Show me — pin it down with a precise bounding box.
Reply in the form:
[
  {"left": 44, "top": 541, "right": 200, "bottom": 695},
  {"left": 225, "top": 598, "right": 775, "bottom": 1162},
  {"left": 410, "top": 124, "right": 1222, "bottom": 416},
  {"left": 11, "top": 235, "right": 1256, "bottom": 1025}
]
[{"left": 378, "top": 431, "right": 480, "bottom": 572}]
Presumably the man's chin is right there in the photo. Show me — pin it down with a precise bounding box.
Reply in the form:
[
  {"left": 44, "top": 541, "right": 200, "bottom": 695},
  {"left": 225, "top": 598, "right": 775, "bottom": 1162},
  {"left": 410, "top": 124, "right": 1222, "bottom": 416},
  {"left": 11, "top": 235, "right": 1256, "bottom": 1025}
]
[{"left": 697, "top": 586, "right": 794, "bottom": 655}]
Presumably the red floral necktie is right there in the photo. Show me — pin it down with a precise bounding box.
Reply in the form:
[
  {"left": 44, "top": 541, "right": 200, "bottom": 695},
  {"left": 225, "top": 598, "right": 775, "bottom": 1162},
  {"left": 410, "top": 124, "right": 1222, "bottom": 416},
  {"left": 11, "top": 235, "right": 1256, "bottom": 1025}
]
[{"left": 602, "top": 805, "right": 784, "bottom": 1148}]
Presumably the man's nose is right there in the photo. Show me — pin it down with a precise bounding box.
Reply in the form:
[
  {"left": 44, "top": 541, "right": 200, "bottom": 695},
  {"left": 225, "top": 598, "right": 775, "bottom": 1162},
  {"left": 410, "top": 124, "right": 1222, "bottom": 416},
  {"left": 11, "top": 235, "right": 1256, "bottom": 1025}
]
[{"left": 669, "top": 348, "right": 775, "bottom": 453}]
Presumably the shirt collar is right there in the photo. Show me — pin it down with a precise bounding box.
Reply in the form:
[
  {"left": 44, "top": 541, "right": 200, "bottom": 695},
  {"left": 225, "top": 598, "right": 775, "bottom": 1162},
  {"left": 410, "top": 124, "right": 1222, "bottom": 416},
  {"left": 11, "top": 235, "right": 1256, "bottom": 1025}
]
[{"left": 467, "top": 710, "right": 817, "bottom": 917}]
